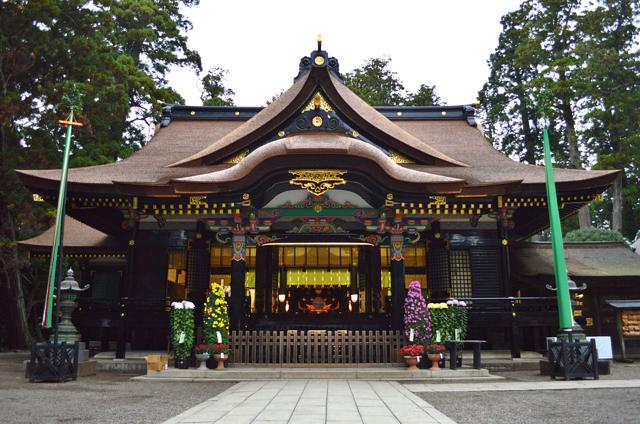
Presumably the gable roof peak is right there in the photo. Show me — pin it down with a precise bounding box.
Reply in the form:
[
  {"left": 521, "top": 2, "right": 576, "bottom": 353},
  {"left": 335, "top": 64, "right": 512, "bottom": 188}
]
[{"left": 294, "top": 40, "right": 342, "bottom": 83}]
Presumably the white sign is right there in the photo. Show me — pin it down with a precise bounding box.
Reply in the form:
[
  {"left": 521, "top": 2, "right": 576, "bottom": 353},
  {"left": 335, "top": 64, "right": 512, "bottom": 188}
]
[
  {"left": 409, "top": 329, "right": 415, "bottom": 342},
  {"left": 216, "top": 331, "right": 222, "bottom": 344},
  {"left": 436, "top": 330, "right": 441, "bottom": 342},
  {"left": 220, "top": 352, "right": 225, "bottom": 359},
  {"left": 178, "top": 331, "right": 185, "bottom": 344},
  {"left": 454, "top": 329, "right": 461, "bottom": 340},
  {"left": 586, "top": 336, "right": 613, "bottom": 360}
]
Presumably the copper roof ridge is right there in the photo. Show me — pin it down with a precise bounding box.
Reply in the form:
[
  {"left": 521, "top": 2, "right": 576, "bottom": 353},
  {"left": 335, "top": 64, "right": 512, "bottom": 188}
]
[
  {"left": 167, "top": 71, "right": 313, "bottom": 168},
  {"left": 172, "top": 133, "right": 464, "bottom": 193},
  {"left": 325, "top": 73, "right": 469, "bottom": 168},
  {"left": 167, "top": 47, "right": 470, "bottom": 169}
]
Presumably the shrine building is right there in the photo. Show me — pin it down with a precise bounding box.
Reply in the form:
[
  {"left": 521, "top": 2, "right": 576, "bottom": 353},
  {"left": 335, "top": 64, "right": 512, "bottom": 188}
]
[{"left": 17, "top": 45, "right": 619, "bottom": 360}]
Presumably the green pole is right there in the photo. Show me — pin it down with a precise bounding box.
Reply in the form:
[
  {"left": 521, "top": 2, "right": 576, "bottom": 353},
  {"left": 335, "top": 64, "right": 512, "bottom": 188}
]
[
  {"left": 42, "top": 111, "right": 76, "bottom": 329},
  {"left": 543, "top": 127, "right": 573, "bottom": 331}
]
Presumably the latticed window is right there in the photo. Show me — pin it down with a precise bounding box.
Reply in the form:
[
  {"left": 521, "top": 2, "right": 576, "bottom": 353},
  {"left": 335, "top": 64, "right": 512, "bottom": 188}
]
[{"left": 449, "top": 250, "right": 472, "bottom": 298}]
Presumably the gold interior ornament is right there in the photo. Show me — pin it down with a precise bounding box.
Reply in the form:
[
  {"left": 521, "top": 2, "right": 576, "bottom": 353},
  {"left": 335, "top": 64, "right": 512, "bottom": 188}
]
[{"left": 289, "top": 170, "right": 347, "bottom": 196}]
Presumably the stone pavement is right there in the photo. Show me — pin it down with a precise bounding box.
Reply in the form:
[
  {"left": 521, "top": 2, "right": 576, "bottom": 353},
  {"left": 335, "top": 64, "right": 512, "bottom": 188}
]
[
  {"left": 405, "top": 378, "right": 640, "bottom": 392},
  {"left": 162, "top": 380, "right": 456, "bottom": 424}
]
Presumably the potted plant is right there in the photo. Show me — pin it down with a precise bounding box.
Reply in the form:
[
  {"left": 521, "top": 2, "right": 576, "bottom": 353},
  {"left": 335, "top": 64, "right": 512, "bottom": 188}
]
[
  {"left": 170, "top": 300, "right": 195, "bottom": 369},
  {"left": 426, "top": 343, "right": 446, "bottom": 370},
  {"left": 403, "top": 280, "right": 431, "bottom": 367},
  {"left": 211, "top": 343, "right": 230, "bottom": 370},
  {"left": 400, "top": 344, "right": 424, "bottom": 371},
  {"left": 195, "top": 344, "right": 211, "bottom": 370},
  {"left": 203, "top": 281, "right": 230, "bottom": 369}
]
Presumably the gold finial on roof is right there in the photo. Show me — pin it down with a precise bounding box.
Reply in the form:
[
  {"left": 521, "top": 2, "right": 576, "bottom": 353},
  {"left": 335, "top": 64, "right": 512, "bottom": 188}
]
[{"left": 317, "top": 34, "right": 322, "bottom": 51}]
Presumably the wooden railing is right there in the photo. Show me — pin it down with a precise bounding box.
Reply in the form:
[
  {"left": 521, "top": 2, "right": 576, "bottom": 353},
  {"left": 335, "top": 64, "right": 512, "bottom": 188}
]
[{"left": 229, "top": 330, "right": 407, "bottom": 365}]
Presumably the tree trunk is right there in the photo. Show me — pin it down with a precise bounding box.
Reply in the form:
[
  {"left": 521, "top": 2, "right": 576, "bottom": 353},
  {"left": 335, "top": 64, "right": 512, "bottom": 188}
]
[
  {"left": 559, "top": 95, "right": 592, "bottom": 228},
  {"left": 611, "top": 173, "right": 623, "bottom": 234},
  {"left": 0, "top": 192, "right": 32, "bottom": 348}
]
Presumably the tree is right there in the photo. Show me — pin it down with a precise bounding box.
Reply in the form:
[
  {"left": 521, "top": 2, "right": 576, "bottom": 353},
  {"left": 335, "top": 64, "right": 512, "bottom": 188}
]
[
  {"left": 344, "top": 56, "right": 443, "bottom": 106},
  {"left": 0, "top": 0, "right": 202, "bottom": 347},
  {"left": 576, "top": 0, "right": 640, "bottom": 238},
  {"left": 200, "top": 68, "right": 234, "bottom": 106},
  {"left": 344, "top": 57, "right": 406, "bottom": 106},
  {"left": 479, "top": 1, "right": 546, "bottom": 165},
  {"left": 405, "top": 84, "right": 444, "bottom": 106}
]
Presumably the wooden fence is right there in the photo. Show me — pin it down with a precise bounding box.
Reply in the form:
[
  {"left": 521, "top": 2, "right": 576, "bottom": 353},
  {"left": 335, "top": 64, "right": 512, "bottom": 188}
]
[{"left": 229, "top": 330, "right": 407, "bottom": 365}]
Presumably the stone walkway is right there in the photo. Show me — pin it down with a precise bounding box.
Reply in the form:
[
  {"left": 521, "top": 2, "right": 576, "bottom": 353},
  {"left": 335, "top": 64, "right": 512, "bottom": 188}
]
[
  {"left": 405, "top": 378, "right": 640, "bottom": 392},
  {"left": 162, "top": 380, "right": 456, "bottom": 424}
]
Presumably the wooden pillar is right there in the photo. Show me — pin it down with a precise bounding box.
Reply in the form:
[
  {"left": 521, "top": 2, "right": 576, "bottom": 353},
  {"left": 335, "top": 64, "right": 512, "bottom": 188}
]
[
  {"left": 254, "top": 246, "right": 271, "bottom": 315},
  {"left": 116, "top": 222, "right": 137, "bottom": 359},
  {"left": 369, "top": 246, "right": 382, "bottom": 313},
  {"left": 390, "top": 233, "right": 406, "bottom": 330},
  {"left": 188, "top": 222, "right": 210, "bottom": 326},
  {"left": 230, "top": 232, "right": 246, "bottom": 330}
]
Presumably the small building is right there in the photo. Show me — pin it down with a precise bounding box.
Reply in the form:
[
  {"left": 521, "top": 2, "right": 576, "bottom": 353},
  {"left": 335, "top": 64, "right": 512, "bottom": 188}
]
[
  {"left": 512, "top": 241, "right": 640, "bottom": 356},
  {"left": 17, "top": 45, "right": 619, "bottom": 361}
]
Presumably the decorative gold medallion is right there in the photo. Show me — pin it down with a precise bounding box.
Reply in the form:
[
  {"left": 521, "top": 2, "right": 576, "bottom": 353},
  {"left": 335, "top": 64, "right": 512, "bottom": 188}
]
[
  {"left": 314, "top": 55, "right": 325, "bottom": 66},
  {"left": 311, "top": 115, "right": 323, "bottom": 127},
  {"left": 289, "top": 169, "right": 347, "bottom": 196}
]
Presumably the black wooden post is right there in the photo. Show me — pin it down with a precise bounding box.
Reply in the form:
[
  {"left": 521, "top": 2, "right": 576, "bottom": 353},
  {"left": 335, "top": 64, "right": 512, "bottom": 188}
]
[
  {"left": 116, "top": 222, "right": 137, "bottom": 359},
  {"left": 188, "top": 222, "right": 210, "bottom": 327},
  {"left": 230, "top": 232, "right": 246, "bottom": 330},
  {"left": 254, "top": 246, "right": 270, "bottom": 315},
  {"left": 370, "top": 246, "right": 382, "bottom": 313},
  {"left": 390, "top": 233, "right": 406, "bottom": 330}
]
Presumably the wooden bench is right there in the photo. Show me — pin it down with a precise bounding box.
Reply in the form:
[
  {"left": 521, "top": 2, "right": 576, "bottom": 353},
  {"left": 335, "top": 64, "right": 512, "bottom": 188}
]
[{"left": 445, "top": 340, "right": 486, "bottom": 370}]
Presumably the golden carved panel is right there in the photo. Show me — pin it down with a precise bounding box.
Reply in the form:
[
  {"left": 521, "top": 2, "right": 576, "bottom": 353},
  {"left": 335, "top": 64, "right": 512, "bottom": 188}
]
[
  {"left": 289, "top": 169, "right": 347, "bottom": 196},
  {"left": 301, "top": 92, "right": 334, "bottom": 113}
]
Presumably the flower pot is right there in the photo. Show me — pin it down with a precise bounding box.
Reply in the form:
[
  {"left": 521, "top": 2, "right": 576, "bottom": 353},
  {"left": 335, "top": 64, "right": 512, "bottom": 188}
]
[
  {"left": 213, "top": 353, "right": 228, "bottom": 370},
  {"left": 195, "top": 353, "right": 210, "bottom": 370},
  {"left": 427, "top": 354, "right": 441, "bottom": 370},
  {"left": 403, "top": 356, "right": 419, "bottom": 371},
  {"left": 205, "top": 357, "right": 217, "bottom": 369},
  {"left": 174, "top": 357, "right": 189, "bottom": 369}
]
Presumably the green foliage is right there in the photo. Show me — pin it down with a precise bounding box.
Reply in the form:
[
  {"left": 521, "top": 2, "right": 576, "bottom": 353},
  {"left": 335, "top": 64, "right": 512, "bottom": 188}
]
[
  {"left": 344, "top": 57, "right": 443, "bottom": 106},
  {"left": 200, "top": 68, "right": 235, "bottom": 106},
  {"left": 428, "top": 301, "right": 468, "bottom": 343},
  {"left": 480, "top": 0, "right": 640, "bottom": 238},
  {"left": 0, "top": 0, "right": 201, "bottom": 347},
  {"left": 565, "top": 228, "right": 624, "bottom": 242},
  {"left": 203, "top": 282, "right": 229, "bottom": 348},
  {"left": 170, "top": 303, "right": 195, "bottom": 359}
]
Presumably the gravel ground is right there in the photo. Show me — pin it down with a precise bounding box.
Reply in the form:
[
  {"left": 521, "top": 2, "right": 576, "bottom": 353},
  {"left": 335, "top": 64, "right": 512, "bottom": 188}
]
[
  {"left": 417, "top": 389, "right": 640, "bottom": 424},
  {"left": 411, "top": 363, "right": 640, "bottom": 424},
  {"left": 0, "top": 351, "right": 234, "bottom": 424}
]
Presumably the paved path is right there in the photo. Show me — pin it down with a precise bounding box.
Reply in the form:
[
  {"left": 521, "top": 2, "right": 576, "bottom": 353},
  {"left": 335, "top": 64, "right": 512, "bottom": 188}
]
[
  {"left": 163, "top": 380, "right": 456, "bottom": 424},
  {"left": 405, "top": 378, "right": 640, "bottom": 392}
]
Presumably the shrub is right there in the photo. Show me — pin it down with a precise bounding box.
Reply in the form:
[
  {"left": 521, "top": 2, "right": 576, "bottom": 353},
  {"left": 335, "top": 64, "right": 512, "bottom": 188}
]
[
  {"left": 564, "top": 228, "right": 624, "bottom": 242},
  {"left": 403, "top": 280, "right": 431, "bottom": 346},
  {"left": 203, "top": 282, "right": 229, "bottom": 347},
  {"left": 170, "top": 300, "right": 195, "bottom": 360}
]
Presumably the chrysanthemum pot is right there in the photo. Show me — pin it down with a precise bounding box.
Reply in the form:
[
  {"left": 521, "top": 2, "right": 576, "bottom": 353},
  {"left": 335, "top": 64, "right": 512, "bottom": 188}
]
[
  {"left": 403, "top": 356, "right": 419, "bottom": 371},
  {"left": 174, "top": 357, "right": 189, "bottom": 369},
  {"left": 427, "top": 354, "right": 441, "bottom": 370},
  {"left": 213, "top": 353, "right": 228, "bottom": 370}
]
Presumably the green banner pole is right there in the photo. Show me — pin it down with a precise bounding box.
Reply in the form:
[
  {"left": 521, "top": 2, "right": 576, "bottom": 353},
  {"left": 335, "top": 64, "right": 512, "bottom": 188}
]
[
  {"left": 543, "top": 127, "right": 573, "bottom": 331},
  {"left": 42, "top": 111, "right": 76, "bottom": 330}
]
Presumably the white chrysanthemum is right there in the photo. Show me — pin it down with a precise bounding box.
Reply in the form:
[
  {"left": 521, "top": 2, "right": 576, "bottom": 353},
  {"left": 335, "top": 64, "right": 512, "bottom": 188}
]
[
  {"left": 171, "top": 302, "right": 184, "bottom": 309},
  {"left": 182, "top": 300, "right": 195, "bottom": 309}
]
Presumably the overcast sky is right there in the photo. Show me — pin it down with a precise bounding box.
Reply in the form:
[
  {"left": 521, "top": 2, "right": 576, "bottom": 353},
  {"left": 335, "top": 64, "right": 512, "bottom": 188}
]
[{"left": 167, "top": 0, "right": 524, "bottom": 107}]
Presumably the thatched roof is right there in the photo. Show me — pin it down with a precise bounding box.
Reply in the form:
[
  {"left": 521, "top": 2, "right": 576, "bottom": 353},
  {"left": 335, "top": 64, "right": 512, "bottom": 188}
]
[
  {"left": 513, "top": 241, "right": 640, "bottom": 278},
  {"left": 18, "top": 216, "right": 125, "bottom": 254}
]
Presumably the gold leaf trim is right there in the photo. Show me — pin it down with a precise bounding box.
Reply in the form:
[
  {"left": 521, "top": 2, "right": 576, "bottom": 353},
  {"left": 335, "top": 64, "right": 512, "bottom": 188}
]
[
  {"left": 289, "top": 169, "right": 347, "bottom": 196},
  {"left": 301, "top": 92, "right": 333, "bottom": 113}
]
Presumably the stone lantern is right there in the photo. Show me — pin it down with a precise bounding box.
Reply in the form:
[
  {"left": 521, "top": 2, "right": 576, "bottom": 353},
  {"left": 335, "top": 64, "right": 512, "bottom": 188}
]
[{"left": 56, "top": 268, "right": 90, "bottom": 343}]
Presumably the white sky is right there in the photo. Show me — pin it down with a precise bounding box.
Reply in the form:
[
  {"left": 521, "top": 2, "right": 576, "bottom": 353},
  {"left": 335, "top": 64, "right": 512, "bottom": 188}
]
[{"left": 168, "top": 0, "right": 524, "bottom": 107}]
